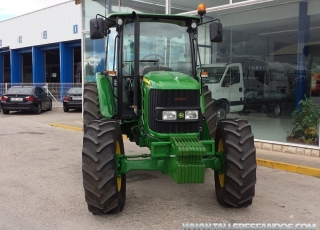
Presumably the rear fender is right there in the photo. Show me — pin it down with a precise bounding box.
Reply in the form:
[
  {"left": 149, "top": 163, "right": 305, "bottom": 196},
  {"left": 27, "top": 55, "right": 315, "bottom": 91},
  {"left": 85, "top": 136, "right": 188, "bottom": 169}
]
[{"left": 96, "top": 73, "right": 116, "bottom": 118}]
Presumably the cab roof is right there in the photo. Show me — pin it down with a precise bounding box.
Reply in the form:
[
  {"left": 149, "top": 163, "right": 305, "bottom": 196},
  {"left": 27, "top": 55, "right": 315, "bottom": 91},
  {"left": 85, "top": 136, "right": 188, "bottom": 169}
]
[{"left": 108, "top": 12, "right": 200, "bottom": 22}]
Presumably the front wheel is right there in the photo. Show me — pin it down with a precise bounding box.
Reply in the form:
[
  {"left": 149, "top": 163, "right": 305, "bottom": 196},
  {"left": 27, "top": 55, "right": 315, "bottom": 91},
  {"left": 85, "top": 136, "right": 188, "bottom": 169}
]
[
  {"left": 83, "top": 82, "right": 103, "bottom": 129},
  {"left": 214, "top": 119, "right": 257, "bottom": 207},
  {"left": 82, "top": 119, "right": 126, "bottom": 214}
]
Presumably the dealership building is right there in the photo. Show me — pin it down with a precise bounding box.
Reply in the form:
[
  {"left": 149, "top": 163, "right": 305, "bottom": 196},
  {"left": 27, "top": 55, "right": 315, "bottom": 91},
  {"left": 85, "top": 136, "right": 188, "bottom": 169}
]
[{"left": 1, "top": 0, "right": 320, "bottom": 150}]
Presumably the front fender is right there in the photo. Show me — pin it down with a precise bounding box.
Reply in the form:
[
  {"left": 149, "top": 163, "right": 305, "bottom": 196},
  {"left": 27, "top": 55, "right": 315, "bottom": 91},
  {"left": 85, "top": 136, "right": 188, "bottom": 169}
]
[{"left": 96, "top": 73, "right": 116, "bottom": 118}]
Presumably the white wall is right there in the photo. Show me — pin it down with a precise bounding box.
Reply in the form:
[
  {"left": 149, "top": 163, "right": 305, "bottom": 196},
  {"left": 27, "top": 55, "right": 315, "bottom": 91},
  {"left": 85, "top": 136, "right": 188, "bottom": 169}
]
[{"left": 0, "top": 1, "right": 81, "bottom": 49}]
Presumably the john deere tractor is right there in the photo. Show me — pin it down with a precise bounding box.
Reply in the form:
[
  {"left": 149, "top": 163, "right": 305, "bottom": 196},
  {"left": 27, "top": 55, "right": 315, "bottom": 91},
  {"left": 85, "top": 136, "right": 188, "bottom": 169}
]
[{"left": 82, "top": 4, "right": 257, "bottom": 214}]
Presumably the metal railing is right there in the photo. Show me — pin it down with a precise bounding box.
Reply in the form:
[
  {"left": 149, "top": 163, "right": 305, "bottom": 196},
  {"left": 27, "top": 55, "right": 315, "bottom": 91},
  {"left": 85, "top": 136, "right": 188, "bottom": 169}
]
[{"left": 0, "top": 83, "right": 82, "bottom": 107}]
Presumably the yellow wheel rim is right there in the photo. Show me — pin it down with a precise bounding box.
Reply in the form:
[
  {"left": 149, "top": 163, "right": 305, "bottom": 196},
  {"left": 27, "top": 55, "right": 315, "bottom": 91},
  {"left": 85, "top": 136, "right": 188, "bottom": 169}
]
[
  {"left": 218, "top": 139, "right": 225, "bottom": 187},
  {"left": 116, "top": 141, "right": 121, "bottom": 192}
]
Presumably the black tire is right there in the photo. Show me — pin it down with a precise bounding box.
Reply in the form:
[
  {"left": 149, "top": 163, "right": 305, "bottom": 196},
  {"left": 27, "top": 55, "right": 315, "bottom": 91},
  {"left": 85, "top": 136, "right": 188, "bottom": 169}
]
[
  {"left": 266, "top": 103, "right": 281, "bottom": 118},
  {"left": 203, "top": 85, "right": 217, "bottom": 139},
  {"left": 83, "top": 83, "right": 103, "bottom": 129},
  {"left": 238, "top": 109, "right": 251, "bottom": 116},
  {"left": 82, "top": 119, "right": 126, "bottom": 214},
  {"left": 214, "top": 118, "right": 256, "bottom": 207},
  {"left": 2, "top": 109, "right": 9, "bottom": 114},
  {"left": 63, "top": 107, "right": 69, "bottom": 112},
  {"left": 47, "top": 101, "right": 52, "bottom": 111},
  {"left": 35, "top": 103, "right": 42, "bottom": 114},
  {"left": 217, "top": 106, "right": 227, "bottom": 120}
]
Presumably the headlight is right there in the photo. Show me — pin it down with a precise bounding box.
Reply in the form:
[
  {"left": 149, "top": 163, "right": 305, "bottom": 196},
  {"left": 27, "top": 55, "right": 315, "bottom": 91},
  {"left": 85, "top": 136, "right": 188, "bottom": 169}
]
[
  {"left": 162, "top": 111, "right": 177, "bottom": 120},
  {"left": 117, "top": 18, "right": 123, "bottom": 26},
  {"left": 191, "top": 22, "right": 197, "bottom": 29},
  {"left": 185, "top": 110, "right": 198, "bottom": 120}
]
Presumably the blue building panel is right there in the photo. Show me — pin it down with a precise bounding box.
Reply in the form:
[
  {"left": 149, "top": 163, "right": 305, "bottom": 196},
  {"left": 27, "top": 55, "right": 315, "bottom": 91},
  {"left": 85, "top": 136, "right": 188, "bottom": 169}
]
[
  {"left": 10, "top": 49, "right": 22, "bottom": 84},
  {"left": 295, "top": 1, "right": 310, "bottom": 108},
  {"left": 59, "top": 42, "right": 73, "bottom": 100},
  {"left": 0, "top": 53, "right": 3, "bottom": 94},
  {"left": 32, "top": 46, "right": 45, "bottom": 84}
]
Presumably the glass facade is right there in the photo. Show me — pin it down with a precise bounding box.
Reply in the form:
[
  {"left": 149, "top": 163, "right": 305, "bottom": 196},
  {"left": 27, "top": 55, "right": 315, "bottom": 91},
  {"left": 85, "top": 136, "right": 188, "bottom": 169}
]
[
  {"left": 208, "top": 0, "right": 320, "bottom": 146},
  {"left": 81, "top": 0, "right": 320, "bottom": 147}
]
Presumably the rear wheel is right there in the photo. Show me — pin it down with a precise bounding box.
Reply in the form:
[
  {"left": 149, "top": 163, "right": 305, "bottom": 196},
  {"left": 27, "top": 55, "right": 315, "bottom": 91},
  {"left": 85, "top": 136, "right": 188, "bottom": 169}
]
[
  {"left": 63, "top": 107, "right": 69, "bottom": 112},
  {"left": 266, "top": 103, "right": 281, "bottom": 118},
  {"left": 2, "top": 109, "right": 9, "bottom": 114},
  {"left": 238, "top": 109, "right": 251, "bottom": 115},
  {"left": 82, "top": 119, "right": 126, "bottom": 214},
  {"left": 47, "top": 101, "right": 52, "bottom": 111},
  {"left": 214, "top": 118, "right": 256, "bottom": 207},
  {"left": 83, "top": 83, "right": 103, "bottom": 129},
  {"left": 35, "top": 103, "right": 42, "bottom": 114}
]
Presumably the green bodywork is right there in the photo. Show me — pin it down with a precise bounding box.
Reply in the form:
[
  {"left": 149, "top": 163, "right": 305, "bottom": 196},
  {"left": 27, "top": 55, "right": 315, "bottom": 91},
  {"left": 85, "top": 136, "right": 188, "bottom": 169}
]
[
  {"left": 117, "top": 135, "right": 224, "bottom": 184},
  {"left": 96, "top": 70, "right": 223, "bottom": 184},
  {"left": 142, "top": 71, "right": 201, "bottom": 140}
]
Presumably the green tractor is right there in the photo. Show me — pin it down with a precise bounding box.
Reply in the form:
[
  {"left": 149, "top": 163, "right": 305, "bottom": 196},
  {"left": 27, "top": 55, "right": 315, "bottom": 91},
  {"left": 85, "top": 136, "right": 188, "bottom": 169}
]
[{"left": 82, "top": 5, "right": 257, "bottom": 214}]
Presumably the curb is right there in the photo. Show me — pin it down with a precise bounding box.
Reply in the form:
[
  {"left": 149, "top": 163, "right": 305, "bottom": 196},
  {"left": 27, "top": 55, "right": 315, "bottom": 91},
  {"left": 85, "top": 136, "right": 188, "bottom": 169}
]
[
  {"left": 256, "top": 158, "right": 320, "bottom": 177},
  {"left": 49, "top": 123, "right": 129, "bottom": 140}
]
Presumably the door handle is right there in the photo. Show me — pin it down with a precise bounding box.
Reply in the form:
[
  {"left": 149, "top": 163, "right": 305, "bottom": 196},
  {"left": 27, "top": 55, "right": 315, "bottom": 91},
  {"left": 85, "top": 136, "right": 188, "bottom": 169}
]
[{"left": 239, "top": 87, "right": 243, "bottom": 92}]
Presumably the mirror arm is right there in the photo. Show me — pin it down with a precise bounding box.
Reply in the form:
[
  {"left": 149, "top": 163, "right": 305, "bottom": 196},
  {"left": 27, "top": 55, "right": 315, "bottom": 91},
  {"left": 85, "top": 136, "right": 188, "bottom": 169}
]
[
  {"left": 94, "top": 14, "right": 116, "bottom": 30},
  {"left": 198, "top": 18, "right": 221, "bottom": 26}
]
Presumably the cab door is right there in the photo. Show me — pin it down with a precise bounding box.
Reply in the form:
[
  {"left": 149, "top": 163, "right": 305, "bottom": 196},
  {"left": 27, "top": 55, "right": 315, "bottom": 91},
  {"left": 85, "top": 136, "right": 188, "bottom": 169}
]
[{"left": 226, "top": 64, "right": 244, "bottom": 112}]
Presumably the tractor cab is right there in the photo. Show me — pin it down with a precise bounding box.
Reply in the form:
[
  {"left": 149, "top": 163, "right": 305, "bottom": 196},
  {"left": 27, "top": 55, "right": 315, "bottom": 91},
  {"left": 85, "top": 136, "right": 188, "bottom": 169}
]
[{"left": 88, "top": 10, "right": 222, "bottom": 121}]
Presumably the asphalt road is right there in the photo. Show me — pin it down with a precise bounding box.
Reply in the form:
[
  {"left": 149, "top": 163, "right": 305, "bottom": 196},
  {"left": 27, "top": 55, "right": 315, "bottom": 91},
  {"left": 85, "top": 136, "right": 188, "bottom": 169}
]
[{"left": 0, "top": 108, "right": 319, "bottom": 230}]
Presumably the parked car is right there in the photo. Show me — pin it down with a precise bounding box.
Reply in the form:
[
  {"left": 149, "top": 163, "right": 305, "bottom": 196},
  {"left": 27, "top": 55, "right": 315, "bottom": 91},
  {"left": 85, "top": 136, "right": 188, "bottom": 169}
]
[
  {"left": 240, "top": 89, "right": 286, "bottom": 117},
  {"left": 0, "top": 86, "right": 52, "bottom": 114},
  {"left": 63, "top": 87, "right": 82, "bottom": 112}
]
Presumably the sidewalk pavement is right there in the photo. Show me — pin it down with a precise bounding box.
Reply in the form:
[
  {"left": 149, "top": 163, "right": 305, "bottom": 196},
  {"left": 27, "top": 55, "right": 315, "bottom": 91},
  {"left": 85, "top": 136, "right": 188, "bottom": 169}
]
[{"left": 49, "top": 112, "right": 320, "bottom": 177}]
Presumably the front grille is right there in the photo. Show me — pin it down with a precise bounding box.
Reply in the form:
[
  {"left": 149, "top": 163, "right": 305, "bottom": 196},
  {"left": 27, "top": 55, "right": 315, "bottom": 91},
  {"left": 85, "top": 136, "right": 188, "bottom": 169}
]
[
  {"left": 276, "top": 86, "right": 287, "bottom": 93},
  {"left": 148, "top": 89, "right": 200, "bottom": 133}
]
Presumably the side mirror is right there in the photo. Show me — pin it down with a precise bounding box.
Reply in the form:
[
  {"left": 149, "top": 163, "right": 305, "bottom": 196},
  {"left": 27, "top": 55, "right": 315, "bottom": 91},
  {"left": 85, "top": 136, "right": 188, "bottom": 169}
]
[
  {"left": 90, "top": 18, "right": 105, "bottom": 39},
  {"left": 210, "top": 22, "right": 222, "bottom": 43}
]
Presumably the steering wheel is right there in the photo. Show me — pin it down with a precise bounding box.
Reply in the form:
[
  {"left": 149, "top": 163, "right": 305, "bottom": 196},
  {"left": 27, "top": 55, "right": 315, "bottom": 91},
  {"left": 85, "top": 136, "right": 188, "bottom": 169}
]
[{"left": 140, "top": 54, "right": 165, "bottom": 68}]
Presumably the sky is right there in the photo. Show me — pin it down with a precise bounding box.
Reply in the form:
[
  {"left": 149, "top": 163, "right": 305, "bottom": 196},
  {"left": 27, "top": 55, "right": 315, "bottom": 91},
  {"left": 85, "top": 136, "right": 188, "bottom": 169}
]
[{"left": 0, "top": 0, "right": 69, "bottom": 21}]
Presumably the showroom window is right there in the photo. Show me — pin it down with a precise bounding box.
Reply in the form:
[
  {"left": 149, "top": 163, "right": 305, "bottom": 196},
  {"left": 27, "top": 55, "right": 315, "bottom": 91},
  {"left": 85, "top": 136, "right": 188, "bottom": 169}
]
[
  {"left": 81, "top": 0, "right": 320, "bottom": 146},
  {"left": 207, "top": 0, "right": 320, "bottom": 146}
]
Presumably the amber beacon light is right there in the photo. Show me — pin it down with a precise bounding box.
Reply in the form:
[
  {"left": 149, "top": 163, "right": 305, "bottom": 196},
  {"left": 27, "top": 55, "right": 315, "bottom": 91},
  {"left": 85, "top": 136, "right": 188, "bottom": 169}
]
[{"left": 197, "top": 3, "right": 207, "bottom": 16}]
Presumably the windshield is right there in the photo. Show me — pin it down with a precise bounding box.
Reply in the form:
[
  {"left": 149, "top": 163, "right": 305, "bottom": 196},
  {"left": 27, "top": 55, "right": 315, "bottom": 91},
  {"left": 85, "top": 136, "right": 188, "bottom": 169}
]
[
  {"left": 269, "top": 70, "right": 286, "bottom": 81},
  {"left": 67, "top": 87, "right": 82, "bottom": 94},
  {"left": 200, "top": 67, "right": 226, "bottom": 83},
  {"left": 122, "top": 18, "right": 193, "bottom": 76},
  {"left": 7, "top": 87, "right": 33, "bottom": 94}
]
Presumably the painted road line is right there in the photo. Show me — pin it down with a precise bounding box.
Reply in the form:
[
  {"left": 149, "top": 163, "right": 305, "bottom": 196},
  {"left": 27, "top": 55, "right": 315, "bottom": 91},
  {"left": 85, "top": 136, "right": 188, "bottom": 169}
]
[
  {"left": 257, "top": 158, "right": 320, "bottom": 177},
  {"left": 49, "top": 123, "right": 83, "bottom": 132},
  {"left": 49, "top": 123, "right": 129, "bottom": 140}
]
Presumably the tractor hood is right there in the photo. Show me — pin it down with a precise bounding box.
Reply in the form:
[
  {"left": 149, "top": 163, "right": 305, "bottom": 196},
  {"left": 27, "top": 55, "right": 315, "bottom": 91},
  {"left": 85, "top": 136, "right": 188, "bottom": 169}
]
[{"left": 143, "top": 71, "right": 199, "bottom": 90}]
